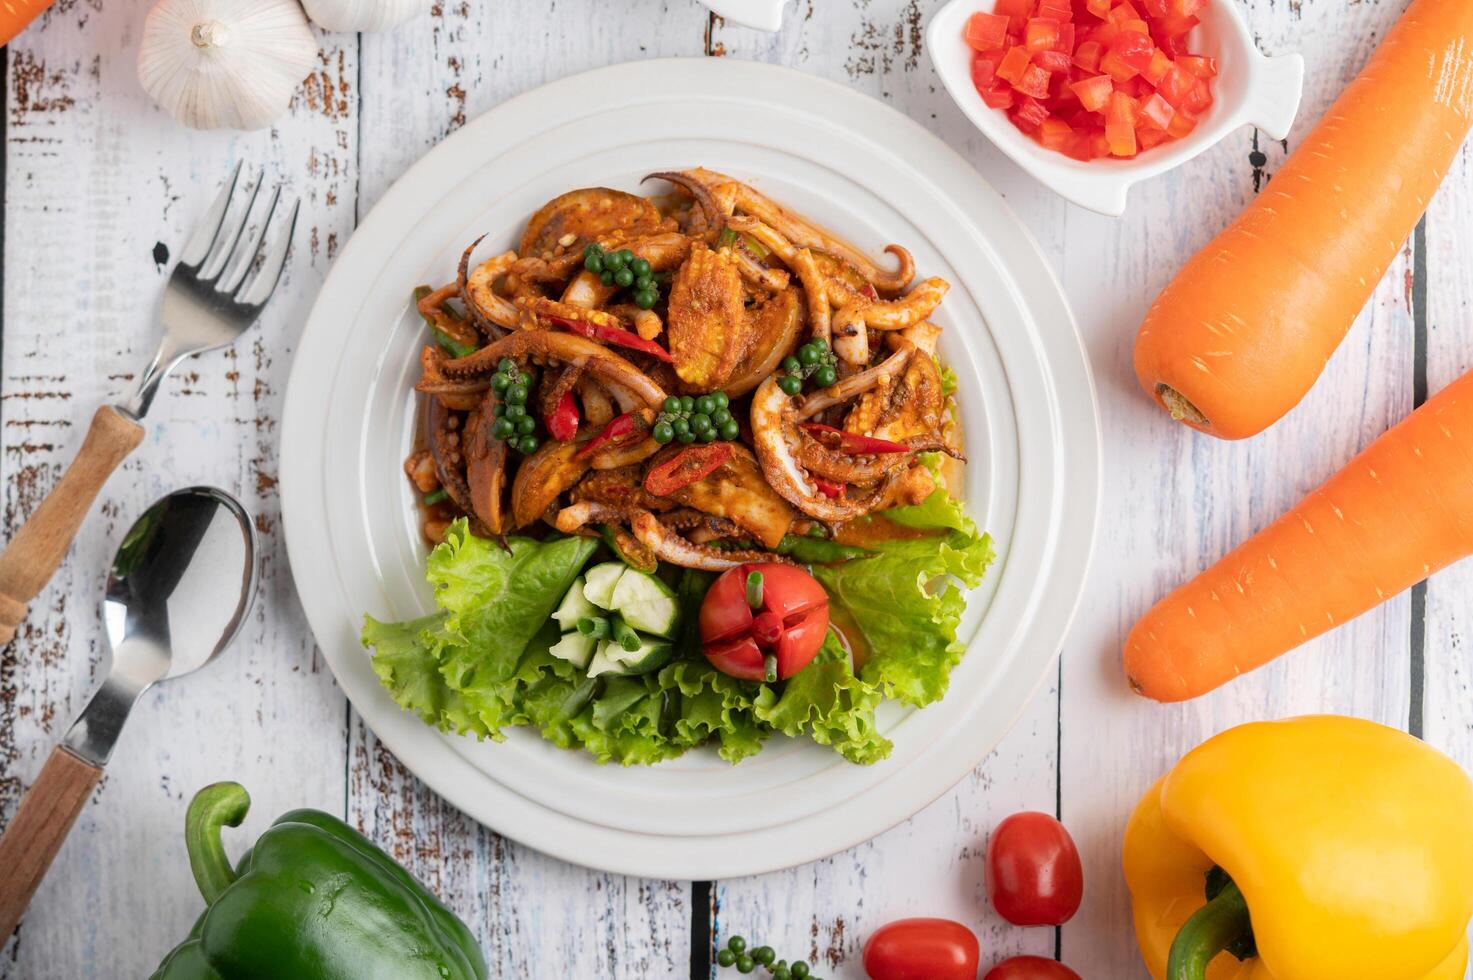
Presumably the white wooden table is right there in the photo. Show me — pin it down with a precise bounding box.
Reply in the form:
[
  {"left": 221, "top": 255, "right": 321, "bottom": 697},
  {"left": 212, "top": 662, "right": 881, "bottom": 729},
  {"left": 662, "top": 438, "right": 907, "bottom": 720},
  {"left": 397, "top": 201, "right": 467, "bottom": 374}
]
[{"left": 1, "top": 0, "right": 1468, "bottom": 976}]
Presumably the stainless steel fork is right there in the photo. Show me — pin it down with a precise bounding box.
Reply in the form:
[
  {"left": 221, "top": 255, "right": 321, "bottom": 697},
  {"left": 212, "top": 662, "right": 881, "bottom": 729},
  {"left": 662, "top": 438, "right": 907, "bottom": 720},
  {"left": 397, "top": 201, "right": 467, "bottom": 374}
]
[{"left": 0, "top": 164, "right": 298, "bottom": 645}]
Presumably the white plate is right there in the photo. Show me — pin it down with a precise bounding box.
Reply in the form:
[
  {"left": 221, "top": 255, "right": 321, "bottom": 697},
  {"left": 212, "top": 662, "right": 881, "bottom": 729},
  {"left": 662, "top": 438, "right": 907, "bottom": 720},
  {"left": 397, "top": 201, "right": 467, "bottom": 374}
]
[{"left": 280, "top": 57, "right": 1100, "bottom": 880}]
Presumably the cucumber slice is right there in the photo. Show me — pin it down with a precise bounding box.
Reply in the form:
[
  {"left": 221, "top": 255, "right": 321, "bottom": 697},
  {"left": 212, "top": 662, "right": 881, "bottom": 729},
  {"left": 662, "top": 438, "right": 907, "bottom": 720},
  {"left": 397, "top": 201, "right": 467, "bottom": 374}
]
[
  {"left": 603, "top": 635, "right": 674, "bottom": 675},
  {"left": 618, "top": 597, "right": 681, "bottom": 639},
  {"left": 582, "top": 562, "right": 626, "bottom": 610},
  {"left": 610, "top": 566, "right": 676, "bottom": 606},
  {"left": 586, "top": 645, "right": 625, "bottom": 678},
  {"left": 608, "top": 568, "right": 680, "bottom": 637},
  {"left": 552, "top": 577, "right": 598, "bottom": 631},
  {"left": 548, "top": 631, "right": 596, "bottom": 669}
]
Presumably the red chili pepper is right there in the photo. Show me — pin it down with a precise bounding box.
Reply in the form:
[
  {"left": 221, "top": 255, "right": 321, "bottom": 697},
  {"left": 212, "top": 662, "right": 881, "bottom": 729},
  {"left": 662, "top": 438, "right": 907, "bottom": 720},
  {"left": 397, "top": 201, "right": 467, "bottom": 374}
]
[
  {"left": 813, "top": 477, "right": 846, "bottom": 498},
  {"left": 643, "top": 443, "right": 732, "bottom": 496},
  {"left": 546, "top": 390, "right": 580, "bottom": 441},
  {"left": 576, "top": 412, "right": 647, "bottom": 458},
  {"left": 860, "top": 283, "right": 879, "bottom": 301},
  {"left": 545, "top": 315, "right": 673, "bottom": 363},
  {"left": 800, "top": 422, "right": 910, "bottom": 455}
]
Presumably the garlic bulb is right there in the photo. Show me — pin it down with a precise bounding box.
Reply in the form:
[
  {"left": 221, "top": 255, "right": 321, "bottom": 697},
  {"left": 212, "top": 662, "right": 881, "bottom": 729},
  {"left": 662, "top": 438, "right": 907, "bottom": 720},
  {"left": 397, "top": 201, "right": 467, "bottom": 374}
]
[
  {"left": 138, "top": 0, "right": 317, "bottom": 130},
  {"left": 300, "top": 0, "right": 425, "bottom": 33}
]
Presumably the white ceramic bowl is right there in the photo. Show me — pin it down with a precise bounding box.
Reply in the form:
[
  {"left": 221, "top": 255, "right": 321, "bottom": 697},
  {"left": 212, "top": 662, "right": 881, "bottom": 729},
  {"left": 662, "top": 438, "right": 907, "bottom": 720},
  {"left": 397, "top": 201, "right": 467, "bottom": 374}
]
[
  {"left": 927, "top": 0, "right": 1305, "bottom": 215},
  {"left": 702, "top": 0, "right": 786, "bottom": 31}
]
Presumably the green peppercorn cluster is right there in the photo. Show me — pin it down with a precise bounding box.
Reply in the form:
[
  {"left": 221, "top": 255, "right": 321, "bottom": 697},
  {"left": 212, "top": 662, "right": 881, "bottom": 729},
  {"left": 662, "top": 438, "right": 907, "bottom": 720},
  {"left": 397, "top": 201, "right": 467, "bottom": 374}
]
[
  {"left": 776, "top": 338, "right": 838, "bottom": 396},
  {"left": 715, "top": 935, "right": 821, "bottom": 979},
  {"left": 583, "top": 243, "right": 661, "bottom": 310},
  {"left": 652, "top": 392, "right": 739, "bottom": 445},
  {"left": 488, "top": 357, "right": 541, "bottom": 455}
]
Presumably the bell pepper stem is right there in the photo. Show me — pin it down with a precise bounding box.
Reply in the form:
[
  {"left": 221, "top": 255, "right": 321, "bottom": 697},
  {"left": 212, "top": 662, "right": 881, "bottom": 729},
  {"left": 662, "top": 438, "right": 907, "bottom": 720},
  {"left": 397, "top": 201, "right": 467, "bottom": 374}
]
[
  {"left": 1167, "top": 878, "right": 1252, "bottom": 980},
  {"left": 186, "top": 781, "right": 251, "bottom": 904}
]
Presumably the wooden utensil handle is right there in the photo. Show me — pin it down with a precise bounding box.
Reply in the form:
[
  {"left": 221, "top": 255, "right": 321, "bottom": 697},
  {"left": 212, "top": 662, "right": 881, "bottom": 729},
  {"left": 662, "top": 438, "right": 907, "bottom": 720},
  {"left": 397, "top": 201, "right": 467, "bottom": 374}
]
[
  {"left": 0, "top": 405, "right": 143, "bottom": 646},
  {"left": 0, "top": 745, "right": 103, "bottom": 939}
]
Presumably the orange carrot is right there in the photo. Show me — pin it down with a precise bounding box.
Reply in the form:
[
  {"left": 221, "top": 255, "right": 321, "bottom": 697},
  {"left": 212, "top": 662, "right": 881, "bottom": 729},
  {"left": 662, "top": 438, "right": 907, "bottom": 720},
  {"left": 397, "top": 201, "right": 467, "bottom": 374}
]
[
  {"left": 0, "top": 0, "right": 58, "bottom": 48},
  {"left": 1125, "top": 366, "right": 1473, "bottom": 702},
  {"left": 1134, "top": 0, "right": 1473, "bottom": 441}
]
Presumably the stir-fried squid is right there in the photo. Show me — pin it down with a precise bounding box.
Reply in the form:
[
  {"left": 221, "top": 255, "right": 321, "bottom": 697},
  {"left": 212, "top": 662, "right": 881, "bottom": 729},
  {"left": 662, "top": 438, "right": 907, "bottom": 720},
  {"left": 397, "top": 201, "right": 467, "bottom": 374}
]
[{"left": 405, "top": 170, "right": 963, "bottom": 563}]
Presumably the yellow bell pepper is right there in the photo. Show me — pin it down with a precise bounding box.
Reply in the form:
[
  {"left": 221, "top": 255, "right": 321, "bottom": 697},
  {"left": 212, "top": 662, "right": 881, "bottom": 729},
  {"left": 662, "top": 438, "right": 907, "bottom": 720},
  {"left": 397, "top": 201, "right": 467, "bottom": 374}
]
[{"left": 1123, "top": 716, "right": 1473, "bottom": 980}]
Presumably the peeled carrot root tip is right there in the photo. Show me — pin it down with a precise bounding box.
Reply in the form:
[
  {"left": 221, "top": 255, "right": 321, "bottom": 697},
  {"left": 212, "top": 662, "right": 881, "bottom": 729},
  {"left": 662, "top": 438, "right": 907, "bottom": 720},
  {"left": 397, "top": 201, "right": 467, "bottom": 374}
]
[{"left": 1157, "top": 384, "right": 1208, "bottom": 427}]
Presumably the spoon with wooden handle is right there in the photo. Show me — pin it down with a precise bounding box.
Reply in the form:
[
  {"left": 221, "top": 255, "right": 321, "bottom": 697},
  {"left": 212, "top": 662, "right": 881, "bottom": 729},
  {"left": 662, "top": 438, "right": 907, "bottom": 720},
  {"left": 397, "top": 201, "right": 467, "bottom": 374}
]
[
  {"left": 0, "top": 486, "right": 257, "bottom": 939},
  {"left": 0, "top": 163, "right": 296, "bottom": 647}
]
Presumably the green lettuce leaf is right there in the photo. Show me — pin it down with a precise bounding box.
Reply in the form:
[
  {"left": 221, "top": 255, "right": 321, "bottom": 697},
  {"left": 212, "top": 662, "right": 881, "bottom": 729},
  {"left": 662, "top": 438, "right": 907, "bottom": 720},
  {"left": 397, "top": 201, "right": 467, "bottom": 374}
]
[
  {"left": 939, "top": 361, "right": 959, "bottom": 397},
  {"left": 814, "top": 487, "right": 995, "bottom": 707},
  {"left": 364, "top": 612, "right": 488, "bottom": 738},
  {"left": 364, "top": 495, "right": 991, "bottom": 767},
  {"left": 754, "top": 633, "right": 891, "bottom": 764}
]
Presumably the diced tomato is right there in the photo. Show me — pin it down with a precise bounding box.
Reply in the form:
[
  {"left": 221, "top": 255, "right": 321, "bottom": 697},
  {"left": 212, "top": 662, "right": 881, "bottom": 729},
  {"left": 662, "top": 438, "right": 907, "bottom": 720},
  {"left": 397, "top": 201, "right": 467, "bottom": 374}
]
[
  {"left": 972, "top": 51, "right": 1001, "bottom": 90},
  {"left": 1069, "top": 74, "right": 1114, "bottom": 111},
  {"left": 1137, "top": 124, "right": 1170, "bottom": 149},
  {"left": 1141, "top": 47, "right": 1173, "bottom": 84},
  {"left": 1105, "top": 120, "right": 1138, "bottom": 156},
  {"left": 1035, "top": 49, "right": 1073, "bottom": 72},
  {"left": 1154, "top": 11, "right": 1199, "bottom": 37},
  {"left": 1072, "top": 39, "right": 1103, "bottom": 71},
  {"left": 1161, "top": 33, "right": 1190, "bottom": 55},
  {"left": 997, "top": 45, "right": 1033, "bottom": 84},
  {"left": 1100, "top": 48, "right": 1138, "bottom": 82},
  {"left": 1112, "top": 31, "right": 1156, "bottom": 70},
  {"left": 1167, "top": 106, "right": 1198, "bottom": 137},
  {"left": 1106, "top": 89, "right": 1138, "bottom": 124},
  {"left": 1182, "top": 77, "right": 1213, "bottom": 112},
  {"left": 1039, "top": 117, "right": 1074, "bottom": 151},
  {"left": 1012, "top": 94, "right": 1051, "bottom": 129},
  {"left": 1156, "top": 64, "right": 1194, "bottom": 106},
  {"left": 995, "top": 0, "right": 1037, "bottom": 31},
  {"left": 1086, "top": 19, "right": 1121, "bottom": 46},
  {"left": 968, "top": 0, "right": 1214, "bottom": 161},
  {"left": 1025, "top": 17, "right": 1061, "bottom": 51},
  {"left": 1176, "top": 54, "right": 1218, "bottom": 77},
  {"left": 1064, "top": 129, "right": 1098, "bottom": 160},
  {"left": 980, "top": 82, "right": 1016, "bottom": 109},
  {"left": 1122, "top": 74, "right": 1151, "bottom": 97},
  {"left": 966, "top": 12, "right": 1012, "bottom": 50},
  {"left": 1139, "top": 91, "right": 1174, "bottom": 129},
  {"left": 1015, "top": 63, "right": 1054, "bottom": 98}
]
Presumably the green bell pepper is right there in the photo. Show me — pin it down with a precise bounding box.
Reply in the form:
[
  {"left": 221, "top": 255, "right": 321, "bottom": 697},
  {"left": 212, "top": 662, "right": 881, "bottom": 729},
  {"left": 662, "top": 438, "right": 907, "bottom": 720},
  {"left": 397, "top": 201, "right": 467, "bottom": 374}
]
[{"left": 151, "top": 782, "right": 487, "bottom": 980}]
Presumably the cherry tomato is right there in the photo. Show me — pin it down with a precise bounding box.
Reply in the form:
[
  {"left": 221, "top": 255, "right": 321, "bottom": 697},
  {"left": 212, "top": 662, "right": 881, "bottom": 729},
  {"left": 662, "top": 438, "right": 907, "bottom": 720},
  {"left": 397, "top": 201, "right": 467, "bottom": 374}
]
[
  {"left": 986, "top": 812, "right": 1083, "bottom": 926},
  {"left": 862, "top": 918, "right": 979, "bottom": 980},
  {"left": 984, "top": 956, "right": 1083, "bottom": 980},
  {"left": 699, "top": 563, "right": 829, "bottom": 681}
]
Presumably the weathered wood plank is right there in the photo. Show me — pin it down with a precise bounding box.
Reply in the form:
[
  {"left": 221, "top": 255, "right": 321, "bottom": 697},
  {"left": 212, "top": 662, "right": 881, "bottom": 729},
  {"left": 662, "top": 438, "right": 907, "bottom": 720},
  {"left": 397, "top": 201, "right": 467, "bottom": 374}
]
[
  {"left": 347, "top": 2, "right": 709, "bottom": 974},
  {"left": 1418, "top": 122, "right": 1473, "bottom": 840},
  {"left": 1056, "top": 0, "right": 1421, "bottom": 975},
  {"left": 0, "top": 12, "right": 358, "bottom": 977}
]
